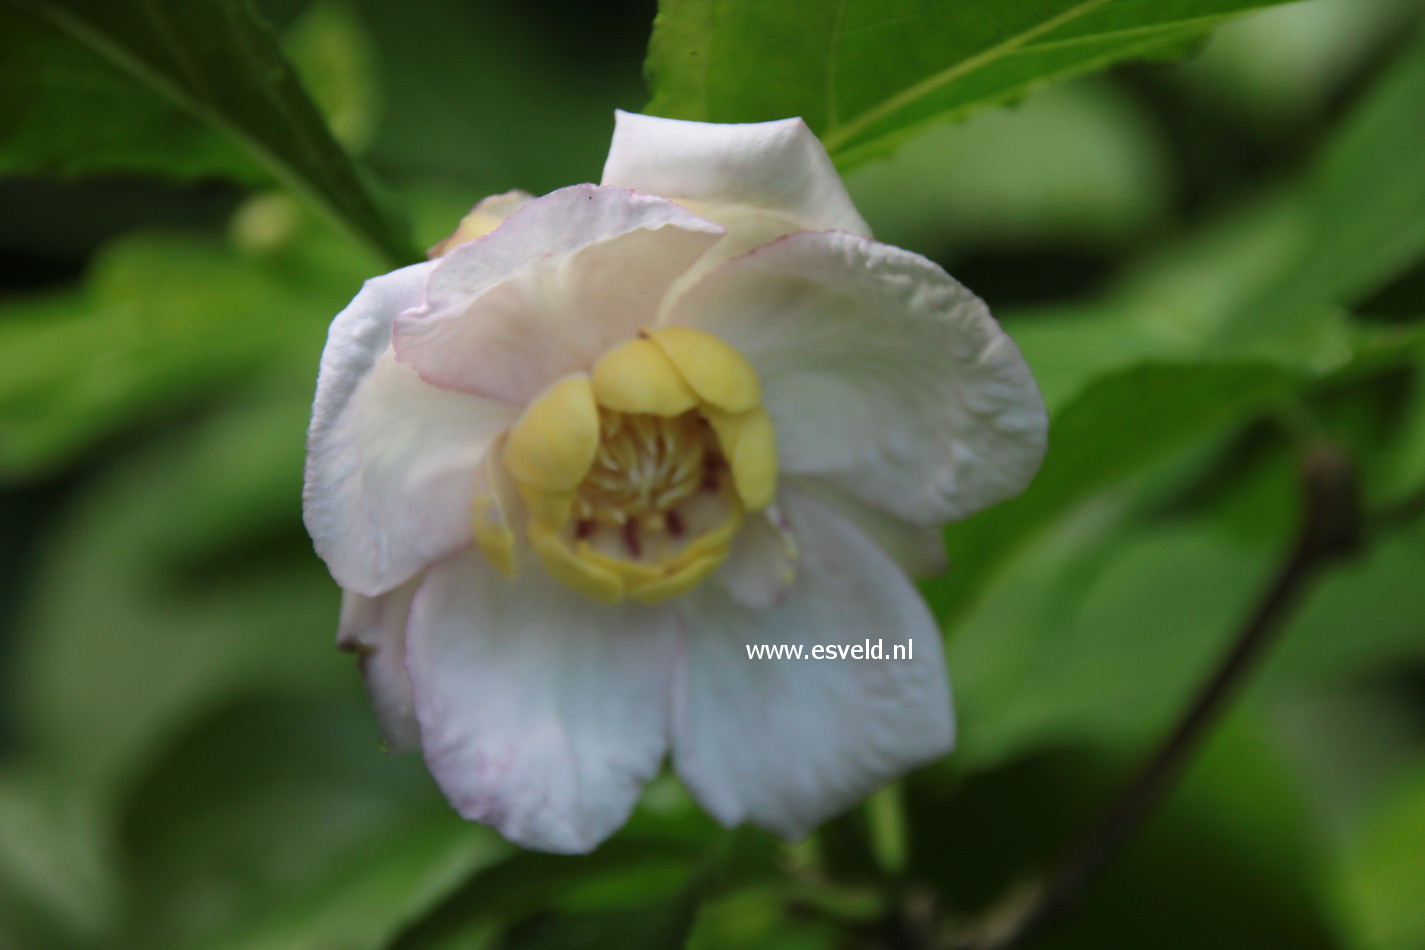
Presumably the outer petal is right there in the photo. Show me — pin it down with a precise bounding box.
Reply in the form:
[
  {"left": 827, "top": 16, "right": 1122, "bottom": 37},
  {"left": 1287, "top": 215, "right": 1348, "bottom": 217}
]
[
  {"left": 337, "top": 580, "right": 421, "bottom": 754},
  {"left": 394, "top": 185, "right": 723, "bottom": 404},
  {"left": 601, "top": 111, "right": 869, "bottom": 237},
  {"left": 664, "top": 231, "right": 1048, "bottom": 525},
  {"left": 304, "top": 262, "right": 517, "bottom": 596},
  {"left": 406, "top": 549, "right": 681, "bottom": 853},
  {"left": 673, "top": 490, "right": 953, "bottom": 839}
]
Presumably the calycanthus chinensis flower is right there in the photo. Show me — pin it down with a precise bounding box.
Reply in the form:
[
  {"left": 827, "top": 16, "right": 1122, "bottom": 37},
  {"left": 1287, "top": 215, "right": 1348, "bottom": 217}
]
[{"left": 303, "top": 112, "right": 1048, "bottom": 853}]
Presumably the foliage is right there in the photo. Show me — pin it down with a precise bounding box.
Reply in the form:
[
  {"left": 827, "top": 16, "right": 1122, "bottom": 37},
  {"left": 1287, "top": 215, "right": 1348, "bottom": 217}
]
[{"left": 2, "top": 0, "right": 1424, "bottom": 946}]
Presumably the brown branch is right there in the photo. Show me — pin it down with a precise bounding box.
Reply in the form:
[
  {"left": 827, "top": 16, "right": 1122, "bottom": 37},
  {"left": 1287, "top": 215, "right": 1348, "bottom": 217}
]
[{"left": 954, "top": 444, "right": 1362, "bottom": 950}]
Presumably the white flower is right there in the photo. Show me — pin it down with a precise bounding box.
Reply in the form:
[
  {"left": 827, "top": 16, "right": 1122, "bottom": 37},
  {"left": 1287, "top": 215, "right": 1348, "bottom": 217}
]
[{"left": 303, "top": 111, "right": 1047, "bottom": 854}]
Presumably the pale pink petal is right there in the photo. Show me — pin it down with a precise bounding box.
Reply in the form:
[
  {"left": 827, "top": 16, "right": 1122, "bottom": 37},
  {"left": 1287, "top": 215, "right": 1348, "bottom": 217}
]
[
  {"left": 394, "top": 185, "right": 723, "bottom": 404},
  {"left": 406, "top": 549, "right": 681, "bottom": 854},
  {"left": 337, "top": 580, "right": 421, "bottom": 754},
  {"left": 665, "top": 230, "right": 1047, "bottom": 525},
  {"left": 303, "top": 261, "right": 517, "bottom": 596},
  {"left": 602, "top": 111, "right": 870, "bottom": 237},
  {"left": 673, "top": 490, "right": 953, "bottom": 839}
]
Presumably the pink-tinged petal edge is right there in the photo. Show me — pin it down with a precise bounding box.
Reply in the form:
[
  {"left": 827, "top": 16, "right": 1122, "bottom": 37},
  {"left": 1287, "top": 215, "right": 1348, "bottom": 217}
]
[
  {"left": 304, "top": 261, "right": 517, "bottom": 597},
  {"left": 393, "top": 184, "right": 724, "bottom": 405},
  {"left": 406, "top": 549, "right": 682, "bottom": 853}
]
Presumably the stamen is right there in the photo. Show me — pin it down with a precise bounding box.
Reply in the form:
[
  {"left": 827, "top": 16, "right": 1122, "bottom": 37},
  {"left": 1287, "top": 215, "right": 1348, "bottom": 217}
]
[
  {"left": 572, "top": 408, "right": 718, "bottom": 548},
  {"left": 622, "top": 520, "right": 641, "bottom": 558}
]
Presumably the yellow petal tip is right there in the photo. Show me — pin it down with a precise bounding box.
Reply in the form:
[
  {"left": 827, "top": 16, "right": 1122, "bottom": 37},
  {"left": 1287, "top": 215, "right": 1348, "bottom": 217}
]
[
  {"left": 647, "top": 327, "right": 761, "bottom": 413},
  {"left": 591, "top": 337, "right": 699, "bottom": 416}
]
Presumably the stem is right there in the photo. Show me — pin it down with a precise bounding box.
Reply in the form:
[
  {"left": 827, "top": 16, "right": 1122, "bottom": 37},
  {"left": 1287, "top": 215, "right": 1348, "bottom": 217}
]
[{"left": 958, "top": 444, "right": 1361, "bottom": 950}]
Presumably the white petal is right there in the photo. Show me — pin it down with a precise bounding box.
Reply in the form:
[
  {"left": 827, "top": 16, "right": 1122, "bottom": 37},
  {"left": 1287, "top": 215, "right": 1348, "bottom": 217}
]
[
  {"left": 673, "top": 490, "right": 953, "bottom": 839},
  {"left": 337, "top": 581, "right": 421, "bottom": 754},
  {"left": 394, "top": 185, "right": 723, "bottom": 404},
  {"left": 406, "top": 549, "right": 681, "bottom": 853},
  {"left": 665, "top": 230, "right": 1048, "bottom": 525},
  {"left": 789, "top": 477, "right": 947, "bottom": 578},
  {"left": 602, "top": 111, "right": 869, "bottom": 237},
  {"left": 303, "top": 261, "right": 517, "bottom": 596},
  {"left": 716, "top": 504, "right": 799, "bottom": 609}
]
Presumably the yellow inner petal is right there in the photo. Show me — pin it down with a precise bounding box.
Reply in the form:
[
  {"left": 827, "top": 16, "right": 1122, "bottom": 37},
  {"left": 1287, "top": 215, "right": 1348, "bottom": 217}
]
[
  {"left": 591, "top": 337, "right": 699, "bottom": 416},
  {"left": 646, "top": 326, "right": 761, "bottom": 413},
  {"left": 503, "top": 375, "right": 600, "bottom": 492}
]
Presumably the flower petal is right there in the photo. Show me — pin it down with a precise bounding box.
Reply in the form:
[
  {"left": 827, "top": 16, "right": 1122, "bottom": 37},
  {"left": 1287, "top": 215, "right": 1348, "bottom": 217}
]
[
  {"left": 789, "top": 478, "right": 947, "bottom": 578},
  {"left": 406, "top": 549, "right": 681, "bottom": 853},
  {"left": 428, "top": 190, "right": 534, "bottom": 258},
  {"left": 602, "top": 111, "right": 869, "bottom": 237},
  {"left": 304, "top": 262, "right": 517, "bottom": 596},
  {"left": 337, "top": 580, "right": 421, "bottom": 754},
  {"left": 716, "top": 504, "right": 799, "bottom": 609},
  {"left": 673, "top": 490, "right": 953, "bottom": 839},
  {"left": 665, "top": 230, "right": 1048, "bottom": 525},
  {"left": 394, "top": 185, "right": 723, "bottom": 404}
]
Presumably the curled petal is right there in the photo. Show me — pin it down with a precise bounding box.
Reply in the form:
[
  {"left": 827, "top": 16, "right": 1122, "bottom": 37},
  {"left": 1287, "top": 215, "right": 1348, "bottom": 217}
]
[
  {"left": 590, "top": 337, "right": 698, "bottom": 416},
  {"left": 503, "top": 374, "right": 600, "bottom": 493},
  {"left": 395, "top": 185, "right": 723, "bottom": 404},
  {"left": 645, "top": 326, "right": 761, "bottom": 413},
  {"left": 602, "top": 110, "right": 869, "bottom": 237},
  {"left": 703, "top": 406, "right": 777, "bottom": 512},
  {"left": 304, "top": 262, "right": 517, "bottom": 596},
  {"left": 406, "top": 550, "right": 681, "bottom": 853},
  {"left": 665, "top": 230, "right": 1048, "bottom": 525},
  {"left": 673, "top": 490, "right": 953, "bottom": 838}
]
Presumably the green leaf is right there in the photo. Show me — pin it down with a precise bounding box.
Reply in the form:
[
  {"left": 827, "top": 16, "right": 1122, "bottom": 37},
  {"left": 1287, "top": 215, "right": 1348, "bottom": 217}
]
[
  {"left": 948, "top": 411, "right": 1425, "bottom": 770},
  {"left": 1205, "top": 20, "right": 1425, "bottom": 355},
  {"left": 1006, "top": 20, "right": 1425, "bottom": 402},
  {"left": 0, "top": 767, "right": 118, "bottom": 945},
  {"left": 908, "top": 716, "right": 1338, "bottom": 947},
  {"left": 13, "top": 390, "right": 338, "bottom": 791},
  {"left": 212, "top": 820, "right": 507, "bottom": 950},
  {"left": 0, "top": 199, "right": 366, "bottom": 480},
  {"left": 949, "top": 515, "right": 1270, "bottom": 768},
  {"left": 1338, "top": 768, "right": 1425, "bottom": 949},
  {"left": 9, "top": 0, "right": 415, "bottom": 264},
  {"left": 845, "top": 79, "right": 1171, "bottom": 254},
  {"left": 116, "top": 692, "right": 489, "bottom": 949},
  {"left": 0, "top": 4, "right": 263, "bottom": 181},
  {"left": 645, "top": 0, "right": 1299, "bottom": 168},
  {"left": 925, "top": 361, "right": 1298, "bottom": 626}
]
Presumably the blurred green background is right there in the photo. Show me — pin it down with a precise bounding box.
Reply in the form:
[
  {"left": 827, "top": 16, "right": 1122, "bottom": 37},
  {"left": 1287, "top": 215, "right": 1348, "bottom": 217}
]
[{"left": 1, "top": 0, "right": 1424, "bottom": 947}]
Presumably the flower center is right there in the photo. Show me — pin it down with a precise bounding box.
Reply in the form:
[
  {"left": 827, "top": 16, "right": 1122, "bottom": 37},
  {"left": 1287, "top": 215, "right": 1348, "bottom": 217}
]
[
  {"left": 473, "top": 328, "right": 776, "bottom": 604},
  {"left": 574, "top": 410, "right": 712, "bottom": 531}
]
